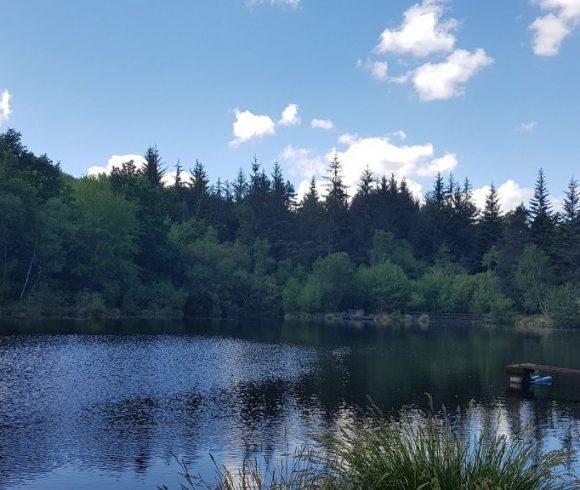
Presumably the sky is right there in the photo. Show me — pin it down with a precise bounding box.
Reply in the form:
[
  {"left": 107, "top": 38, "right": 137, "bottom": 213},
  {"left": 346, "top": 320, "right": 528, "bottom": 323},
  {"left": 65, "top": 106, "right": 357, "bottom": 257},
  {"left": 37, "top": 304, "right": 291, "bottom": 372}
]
[{"left": 1, "top": 0, "right": 580, "bottom": 210}]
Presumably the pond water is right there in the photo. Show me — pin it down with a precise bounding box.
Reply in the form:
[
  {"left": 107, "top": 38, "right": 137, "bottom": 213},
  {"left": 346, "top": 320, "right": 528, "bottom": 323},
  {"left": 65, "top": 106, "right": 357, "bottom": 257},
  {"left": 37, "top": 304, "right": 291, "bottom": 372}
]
[{"left": 0, "top": 319, "right": 579, "bottom": 489}]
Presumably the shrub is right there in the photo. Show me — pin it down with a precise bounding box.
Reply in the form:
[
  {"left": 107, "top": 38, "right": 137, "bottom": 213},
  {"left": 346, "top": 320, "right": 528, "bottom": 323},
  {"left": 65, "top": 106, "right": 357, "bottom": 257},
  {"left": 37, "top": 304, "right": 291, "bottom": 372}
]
[
  {"left": 122, "top": 281, "right": 187, "bottom": 316},
  {"left": 546, "top": 283, "right": 580, "bottom": 328},
  {"left": 355, "top": 261, "right": 411, "bottom": 312}
]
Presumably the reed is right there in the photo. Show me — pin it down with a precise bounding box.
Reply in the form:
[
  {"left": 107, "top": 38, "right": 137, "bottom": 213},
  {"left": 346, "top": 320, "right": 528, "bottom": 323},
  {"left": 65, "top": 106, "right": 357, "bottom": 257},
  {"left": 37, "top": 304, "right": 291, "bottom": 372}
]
[{"left": 161, "top": 401, "right": 573, "bottom": 489}]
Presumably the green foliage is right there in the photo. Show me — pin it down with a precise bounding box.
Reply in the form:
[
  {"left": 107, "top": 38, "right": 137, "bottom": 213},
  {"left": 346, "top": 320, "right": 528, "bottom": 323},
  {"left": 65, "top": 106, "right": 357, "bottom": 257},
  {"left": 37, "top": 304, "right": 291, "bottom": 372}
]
[
  {"left": 123, "top": 281, "right": 187, "bottom": 316},
  {"left": 546, "top": 283, "right": 580, "bottom": 328},
  {"left": 515, "top": 245, "right": 554, "bottom": 314},
  {"left": 356, "top": 261, "right": 411, "bottom": 312},
  {"left": 164, "top": 403, "right": 572, "bottom": 490},
  {"left": 369, "top": 231, "right": 424, "bottom": 278},
  {"left": 1, "top": 130, "right": 577, "bottom": 323}
]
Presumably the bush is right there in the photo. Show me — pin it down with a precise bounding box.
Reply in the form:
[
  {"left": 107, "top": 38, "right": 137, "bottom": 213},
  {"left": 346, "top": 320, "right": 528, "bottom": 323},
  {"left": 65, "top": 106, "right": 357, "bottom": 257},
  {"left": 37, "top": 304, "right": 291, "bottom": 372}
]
[
  {"left": 356, "top": 260, "right": 411, "bottom": 312},
  {"left": 75, "top": 291, "right": 107, "bottom": 318},
  {"left": 546, "top": 283, "right": 580, "bottom": 327},
  {"left": 122, "top": 281, "right": 187, "bottom": 316}
]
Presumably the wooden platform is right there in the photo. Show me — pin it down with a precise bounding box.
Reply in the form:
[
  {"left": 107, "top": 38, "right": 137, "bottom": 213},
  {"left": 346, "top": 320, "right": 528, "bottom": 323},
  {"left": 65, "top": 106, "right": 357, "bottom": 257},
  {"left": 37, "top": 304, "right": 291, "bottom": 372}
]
[{"left": 506, "top": 363, "right": 580, "bottom": 377}]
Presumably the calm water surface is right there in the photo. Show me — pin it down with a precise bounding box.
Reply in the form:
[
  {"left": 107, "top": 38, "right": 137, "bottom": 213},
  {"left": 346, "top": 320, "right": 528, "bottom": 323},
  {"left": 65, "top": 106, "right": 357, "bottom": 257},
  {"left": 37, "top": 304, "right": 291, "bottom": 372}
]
[{"left": 0, "top": 319, "right": 579, "bottom": 489}]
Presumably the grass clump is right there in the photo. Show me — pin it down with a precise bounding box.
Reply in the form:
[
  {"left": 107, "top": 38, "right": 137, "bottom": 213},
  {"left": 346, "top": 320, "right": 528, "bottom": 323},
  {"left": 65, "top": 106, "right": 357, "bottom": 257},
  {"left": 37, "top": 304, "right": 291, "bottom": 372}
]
[{"left": 161, "top": 401, "right": 573, "bottom": 489}]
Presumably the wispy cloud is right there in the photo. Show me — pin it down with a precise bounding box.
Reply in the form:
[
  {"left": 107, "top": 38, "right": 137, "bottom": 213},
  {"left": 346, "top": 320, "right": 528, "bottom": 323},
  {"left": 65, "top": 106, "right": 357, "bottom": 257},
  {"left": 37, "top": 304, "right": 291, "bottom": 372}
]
[
  {"left": 517, "top": 121, "right": 538, "bottom": 132},
  {"left": 245, "top": 0, "right": 301, "bottom": 9},
  {"left": 311, "top": 118, "right": 334, "bottom": 130}
]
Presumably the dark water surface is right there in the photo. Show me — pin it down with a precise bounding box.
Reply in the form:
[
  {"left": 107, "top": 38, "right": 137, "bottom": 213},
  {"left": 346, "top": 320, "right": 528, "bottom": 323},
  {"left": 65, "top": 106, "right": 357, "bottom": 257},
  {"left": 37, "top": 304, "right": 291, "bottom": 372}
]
[{"left": 0, "top": 319, "right": 579, "bottom": 489}]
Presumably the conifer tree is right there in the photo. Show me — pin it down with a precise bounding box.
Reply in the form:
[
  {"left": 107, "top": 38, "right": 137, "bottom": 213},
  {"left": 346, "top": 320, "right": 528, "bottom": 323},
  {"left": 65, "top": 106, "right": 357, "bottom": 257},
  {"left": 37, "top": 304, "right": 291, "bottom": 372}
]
[
  {"left": 142, "top": 145, "right": 164, "bottom": 187},
  {"left": 476, "top": 183, "right": 502, "bottom": 267},
  {"left": 529, "top": 168, "right": 555, "bottom": 252}
]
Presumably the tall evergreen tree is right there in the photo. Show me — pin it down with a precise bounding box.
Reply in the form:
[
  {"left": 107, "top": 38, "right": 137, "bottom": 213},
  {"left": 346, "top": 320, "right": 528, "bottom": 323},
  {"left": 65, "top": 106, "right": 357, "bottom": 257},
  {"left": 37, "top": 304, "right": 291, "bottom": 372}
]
[
  {"left": 563, "top": 176, "right": 579, "bottom": 223},
  {"left": 477, "top": 183, "right": 502, "bottom": 264},
  {"left": 142, "top": 145, "right": 164, "bottom": 187},
  {"left": 323, "top": 155, "right": 349, "bottom": 253},
  {"left": 529, "top": 168, "right": 555, "bottom": 252}
]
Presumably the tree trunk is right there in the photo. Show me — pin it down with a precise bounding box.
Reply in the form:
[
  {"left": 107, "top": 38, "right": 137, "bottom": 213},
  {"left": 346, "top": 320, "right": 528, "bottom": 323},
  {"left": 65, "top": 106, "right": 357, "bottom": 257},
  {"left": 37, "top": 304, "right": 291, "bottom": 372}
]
[{"left": 19, "top": 238, "right": 38, "bottom": 301}]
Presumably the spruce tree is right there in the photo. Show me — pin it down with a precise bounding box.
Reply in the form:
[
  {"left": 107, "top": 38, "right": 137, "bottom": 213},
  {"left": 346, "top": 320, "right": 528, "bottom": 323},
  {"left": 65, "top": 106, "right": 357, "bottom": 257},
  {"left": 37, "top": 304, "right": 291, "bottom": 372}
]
[
  {"left": 529, "top": 168, "right": 555, "bottom": 252},
  {"left": 563, "top": 176, "right": 579, "bottom": 223},
  {"left": 477, "top": 183, "right": 503, "bottom": 265},
  {"left": 142, "top": 145, "right": 164, "bottom": 186}
]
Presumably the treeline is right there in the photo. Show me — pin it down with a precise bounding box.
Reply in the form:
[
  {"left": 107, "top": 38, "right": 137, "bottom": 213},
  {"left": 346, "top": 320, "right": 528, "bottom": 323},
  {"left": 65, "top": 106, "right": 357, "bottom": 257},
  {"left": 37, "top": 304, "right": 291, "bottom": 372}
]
[{"left": 0, "top": 129, "right": 578, "bottom": 325}]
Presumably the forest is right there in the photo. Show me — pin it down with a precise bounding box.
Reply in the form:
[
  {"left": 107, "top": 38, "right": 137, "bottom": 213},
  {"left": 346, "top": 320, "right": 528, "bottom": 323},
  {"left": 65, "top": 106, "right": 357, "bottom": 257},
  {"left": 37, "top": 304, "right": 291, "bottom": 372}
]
[{"left": 0, "top": 129, "right": 578, "bottom": 325}]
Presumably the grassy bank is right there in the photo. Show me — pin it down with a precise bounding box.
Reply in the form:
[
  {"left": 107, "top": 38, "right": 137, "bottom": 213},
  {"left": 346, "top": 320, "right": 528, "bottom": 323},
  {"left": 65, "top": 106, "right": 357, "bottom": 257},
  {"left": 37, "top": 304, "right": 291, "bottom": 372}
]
[{"left": 160, "top": 402, "right": 574, "bottom": 489}]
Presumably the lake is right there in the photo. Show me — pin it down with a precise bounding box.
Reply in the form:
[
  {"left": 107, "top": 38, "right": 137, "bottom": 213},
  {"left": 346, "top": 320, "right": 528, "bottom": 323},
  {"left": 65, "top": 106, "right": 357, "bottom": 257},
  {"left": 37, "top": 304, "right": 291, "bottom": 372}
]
[{"left": 0, "top": 319, "right": 579, "bottom": 489}]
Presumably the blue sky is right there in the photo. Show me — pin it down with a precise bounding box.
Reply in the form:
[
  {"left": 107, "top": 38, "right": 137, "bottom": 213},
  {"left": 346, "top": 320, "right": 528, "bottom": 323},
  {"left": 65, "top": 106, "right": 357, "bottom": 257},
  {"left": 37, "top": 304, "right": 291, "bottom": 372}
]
[{"left": 1, "top": 0, "right": 579, "bottom": 209}]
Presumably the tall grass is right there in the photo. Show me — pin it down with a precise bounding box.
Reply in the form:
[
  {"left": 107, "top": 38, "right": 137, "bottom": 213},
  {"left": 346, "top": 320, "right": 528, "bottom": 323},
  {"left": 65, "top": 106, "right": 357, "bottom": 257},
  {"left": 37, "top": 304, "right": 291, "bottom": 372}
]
[{"left": 160, "top": 401, "right": 574, "bottom": 489}]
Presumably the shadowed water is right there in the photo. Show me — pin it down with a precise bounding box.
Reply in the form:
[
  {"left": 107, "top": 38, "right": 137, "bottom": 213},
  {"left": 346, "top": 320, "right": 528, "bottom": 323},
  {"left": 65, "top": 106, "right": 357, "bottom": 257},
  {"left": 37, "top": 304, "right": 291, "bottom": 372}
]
[{"left": 0, "top": 319, "right": 579, "bottom": 488}]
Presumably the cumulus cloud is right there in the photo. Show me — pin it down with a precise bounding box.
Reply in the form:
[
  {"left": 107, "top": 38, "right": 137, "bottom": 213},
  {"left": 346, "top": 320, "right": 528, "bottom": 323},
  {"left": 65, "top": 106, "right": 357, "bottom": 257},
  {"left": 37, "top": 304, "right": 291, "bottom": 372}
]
[
  {"left": 310, "top": 118, "right": 334, "bottom": 130},
  {"left": 375, "top": 0, "right": 457, "bottom": 57},
  {"left": 416, "top": 152, "right": 458, "bottom": 176},
  {"left": 278, "top": 103, "right": 301, "bottom": 126},
  {"left": 279, "top": 145, "right": 326, "bottom": 179},
  {"left": 529, "top": 0, "right": 580, "bottom": 56},
  {"left": 411, "top": 48, "right": 494, "bottom": 101},
  {"left": 229, "top": 109, "right": 276, "bottom": 147},
  {"left": 296, "top": 178, "right": 327, "bottom": 201},
  {"left": 358, "top": 59, "right": 389, "bottom": 80},
  {"left": 517, "top": 121, "right": 538, "bottom": 132},
  {"left": 88, "top": 154, "right": 146, "bottom": 176},
  {"left": 0, "top": 90, "right": 12, "bottom": 124},
  {"left": 325, "top": 134, "right": 442, "bottom": 191},
  {"left": 87, "top": 154, "right": 192, "bottom": 187},
  {"left": 245, "top": 0, "right": 301, "bottom": 8},
  {"left": 472, "top": 180, "right": 534, "bottom": 213}
]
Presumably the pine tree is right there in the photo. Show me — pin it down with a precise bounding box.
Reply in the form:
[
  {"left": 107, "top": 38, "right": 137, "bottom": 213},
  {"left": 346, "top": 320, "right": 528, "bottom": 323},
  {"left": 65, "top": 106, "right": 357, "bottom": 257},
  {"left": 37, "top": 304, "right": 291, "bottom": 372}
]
[
  {"left": 296, "top": 177, "right": 325, "bottom": 264},
  {"left": 477, "top": 183, "right": 503, "bottom": 267},
  {"left": 563, "top": 176, "right": 579, "bottom": 223},
  {"left": 357, "top": 167, "right": 375, "bottom": 196},
  {"left": 190, "top": 160, "right": 209, "bottom": 203},
  {"left": 142, "top": 145, "right": 164, "bottom": 186},
  {"left": 232, "top": 168, "right": 248, "bottom": 203},
  {"left": 323, "top": 155, "right": 349, "bottom": 253},
  {"left": 174, "top": 161, "right": 184, "bottom": 189},
  {"left": 529, "top": 168, "right": 555, "bottom": 252},
  {"left": 556, "top": 176, "right": 580, "bottom": 282}
]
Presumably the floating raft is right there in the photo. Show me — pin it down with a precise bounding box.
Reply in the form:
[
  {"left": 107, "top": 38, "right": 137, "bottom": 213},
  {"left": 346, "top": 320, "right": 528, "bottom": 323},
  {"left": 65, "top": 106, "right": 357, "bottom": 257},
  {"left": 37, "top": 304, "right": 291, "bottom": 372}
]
[{"left": 506, "top": 363, "right": 580, "bottom": 387}]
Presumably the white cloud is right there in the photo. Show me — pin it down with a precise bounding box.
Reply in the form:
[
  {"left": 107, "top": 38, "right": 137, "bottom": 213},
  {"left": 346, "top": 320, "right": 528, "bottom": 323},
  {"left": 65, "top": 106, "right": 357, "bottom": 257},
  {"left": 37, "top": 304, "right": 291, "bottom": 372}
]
[
  {"left": 278, "top": 103, "right": 301, "bottom": 126},
  {"left": 358, "top": 59, "right": 389, "bottom": 80},
  {"left": 88, "top": 154, "right": 146, "bottom": 176},
  {"left": 162, "top": 169, "right": 193, "bottom": 187},
  {"left": 281, "top": 132, "right": 454, "bottom": 202},
  {"left": 229, "top": 109, "right": 276, "bottom": 147},
  {"left": 392, "top": 129, "right": 407, "bottom": 140},
  {"left": 326, "top": 135, "right": 436, "bottom": 189},
  {"left": 296, "top": 178, "right": 327, "bottom": 201},
  {"left": 472, "top": 180, "right": 534, "bottom": 213},
  {"left": 310, "top": 118, "right": 334, "bottom": 130},
  {"left": 517, "top": 121, "right": 538, "bottom": 132},
  {"left": 279, "top": 145, "right": 326, "bottom": 179},
  {"left": 375, "top": 0, "right": 457, "bottom": 57},
  {"left": 338, "top": 133, "right": 359, "bottom": 146},
  {"left": 529, "top": 0, "right": 580, "bottom": 56},
  {"left": 417, "top": 152, "right": 458, "bottom": 176},
  {"left": 245, "top": 0, "right": 301, "bottom": 8},
  {"left": 0, "top": 90, "right": 12, "bottom": 124},
  {"left": 87, "top": 154, "right": 193, "bottom": 187},
  {"left": 412, "top": 48, "right": 494, "bottom": 101}
]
